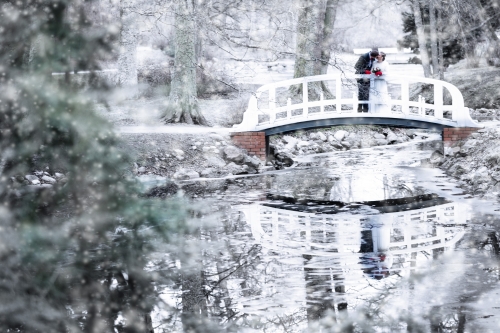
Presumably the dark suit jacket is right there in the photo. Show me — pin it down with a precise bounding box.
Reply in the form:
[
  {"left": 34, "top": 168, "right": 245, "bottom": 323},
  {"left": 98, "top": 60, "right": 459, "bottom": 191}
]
[{"left": 354, "top": 52, "right": 373, "bottom": 74}]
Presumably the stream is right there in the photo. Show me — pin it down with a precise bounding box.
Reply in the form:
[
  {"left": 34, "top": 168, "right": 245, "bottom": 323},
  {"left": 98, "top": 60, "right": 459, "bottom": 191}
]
[{"left": 146, "top": 134, "right": 500, "bottom": 332}]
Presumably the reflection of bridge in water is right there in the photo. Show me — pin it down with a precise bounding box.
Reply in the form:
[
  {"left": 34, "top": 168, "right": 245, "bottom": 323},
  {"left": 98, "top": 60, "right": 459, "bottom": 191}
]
[
  {"left": 240, "top": 199, "right": 467, "bottom": 256},
  {"left": 237, "top": 197, "right": 469, "bottom": 323}
]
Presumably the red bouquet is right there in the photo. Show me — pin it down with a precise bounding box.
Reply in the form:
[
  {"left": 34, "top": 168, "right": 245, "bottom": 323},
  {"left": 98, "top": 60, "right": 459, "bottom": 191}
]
[
  {"left": 372, "top": 67, "right": 383, "bottom": 76},
  {"left": 364, "top": 69, "right": 372, "bottom": 74}
]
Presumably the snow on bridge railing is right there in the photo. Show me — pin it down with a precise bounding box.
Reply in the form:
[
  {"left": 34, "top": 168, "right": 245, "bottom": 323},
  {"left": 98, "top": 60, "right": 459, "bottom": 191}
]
[{"left": 232, "top": 73, "right": 480, "bottom": 132}]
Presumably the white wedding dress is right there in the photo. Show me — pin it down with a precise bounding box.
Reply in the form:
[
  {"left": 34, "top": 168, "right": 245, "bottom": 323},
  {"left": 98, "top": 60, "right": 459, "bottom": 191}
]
[{"left": 369, "top": 60, "right": 391, "bottom": 113}]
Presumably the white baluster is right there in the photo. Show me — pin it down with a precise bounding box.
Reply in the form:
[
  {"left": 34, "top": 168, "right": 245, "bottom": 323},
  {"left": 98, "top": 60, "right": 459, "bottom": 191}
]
[
  {"left": 369, "top": 76, "right": 374, "bottom": 113},
  {"left": 336, "top": 77, "right": 341, "bottom": 112},
  {"left": 401, "top": 81, "right": 409, "bottom": 115},
  {"left": 320, "top": 91, "right": 324, "bottom": 113},
  {"left": 269, "top": 87, "right": 276, "bottom": 124},
  {"left": 352, "top": 92, "right": 357, "bottom": 113},
  {"left": 418, "top": 95, "right": 422, "bottom": 115},
  {"left": 303, "top": 81, "right": 308, "bottom": 117},
  {"left": 434, "top": 83, "right": 443, "bottom": 119},
  {"left": 287, "top": 98, "right": 292, "bottom": 119}
]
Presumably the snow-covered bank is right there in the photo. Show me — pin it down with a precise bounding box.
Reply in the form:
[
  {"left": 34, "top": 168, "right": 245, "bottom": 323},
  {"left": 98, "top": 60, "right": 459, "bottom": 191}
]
[
  {"left": 118, "top": 132, "right": 265, "bottom": 181},
  {"left": 441, "top": 125, "right": 500, "bottom": 199},
  {"left": 118, "top": 126, "right": 441, "bottom": 191}
]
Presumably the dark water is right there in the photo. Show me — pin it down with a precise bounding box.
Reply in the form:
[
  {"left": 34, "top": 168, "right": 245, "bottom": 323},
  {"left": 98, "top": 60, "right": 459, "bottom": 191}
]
[{"left": 152, "top": 137, "right": 500, "bottom": 332}]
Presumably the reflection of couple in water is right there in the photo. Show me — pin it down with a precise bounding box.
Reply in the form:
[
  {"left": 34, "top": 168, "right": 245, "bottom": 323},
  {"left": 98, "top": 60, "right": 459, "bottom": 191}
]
[{"left": 354, "top": 48, "right": 391, "bottom": 113}]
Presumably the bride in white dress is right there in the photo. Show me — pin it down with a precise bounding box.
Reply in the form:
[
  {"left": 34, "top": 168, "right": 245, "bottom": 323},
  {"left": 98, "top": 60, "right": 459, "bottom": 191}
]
[{"left": 369, "top": 52, "right": 391, "bottom": 113}]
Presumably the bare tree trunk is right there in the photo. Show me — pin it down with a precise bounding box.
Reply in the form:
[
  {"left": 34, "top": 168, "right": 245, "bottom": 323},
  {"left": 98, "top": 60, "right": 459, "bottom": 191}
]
[
  {"left": 161, "top": 0, "right": 208, "bottom": 125},
  {"left": 118, "top": 0, "right": 139, "bottom": 97},
  {"left": 437, "top": 3, "right": 445, "bottom": 80},
  {"left": 411, "top": 0, "right": 432, "bottom": 77},
  {"left": 428, "top": 0, "right": 439, "bottom": 77},
  {"left": 293, "top": 0, "right": 321, "bottom": 79},
  {"left": 474, "top": 0, "right": 500, "bottom": 66},
  {"left": 319, "top": 0, "right": 339, "bottom": 75},
  {"left": 292, "top": 0, "right": 336, "bottom": 99}
]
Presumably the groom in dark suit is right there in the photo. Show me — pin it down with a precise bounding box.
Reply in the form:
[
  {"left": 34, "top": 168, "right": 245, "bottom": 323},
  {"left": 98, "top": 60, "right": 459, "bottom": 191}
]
[{"left": 354, "top": 49, "right": 379, "bottom": 112}]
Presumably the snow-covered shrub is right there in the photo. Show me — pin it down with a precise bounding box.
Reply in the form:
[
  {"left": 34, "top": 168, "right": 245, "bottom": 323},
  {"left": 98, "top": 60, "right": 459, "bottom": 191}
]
[
  {"left": 197, "top": 59, "right": 238, "bottom": 97},
  {"left": 136, "top": 46, "right": 172, "bottom": 97},
  {"left": 221, "top": 95, "right": 247, "bottom": 127},
  {"left": 137, "top": 59, "right": 172, "bottom": 98}
]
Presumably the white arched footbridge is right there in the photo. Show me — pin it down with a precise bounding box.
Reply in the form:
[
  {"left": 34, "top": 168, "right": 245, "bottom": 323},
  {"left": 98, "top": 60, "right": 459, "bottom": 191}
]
[{"left": 232, "top": 73, "right": 480, "bottom": 136}]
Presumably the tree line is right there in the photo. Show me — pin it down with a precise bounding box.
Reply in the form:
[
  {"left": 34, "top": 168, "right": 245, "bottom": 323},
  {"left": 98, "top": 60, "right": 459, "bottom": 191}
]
[{"left": 399, "top": 0, "right": 500, "bottom": 79}]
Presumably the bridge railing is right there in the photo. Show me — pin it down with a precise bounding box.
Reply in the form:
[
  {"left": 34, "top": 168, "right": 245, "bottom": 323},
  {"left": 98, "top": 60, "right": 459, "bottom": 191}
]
[{"left": 233, "top": 73, "right": 479, "bottom": 131}]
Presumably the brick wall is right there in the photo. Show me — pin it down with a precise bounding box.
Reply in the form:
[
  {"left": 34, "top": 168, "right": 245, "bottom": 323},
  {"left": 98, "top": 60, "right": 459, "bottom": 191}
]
[
  {"left": 230, "top": 132, "right": 267, "bottom": 161},
  {"left": 442, "top": 127, "right": 480, "bottom": 146}
]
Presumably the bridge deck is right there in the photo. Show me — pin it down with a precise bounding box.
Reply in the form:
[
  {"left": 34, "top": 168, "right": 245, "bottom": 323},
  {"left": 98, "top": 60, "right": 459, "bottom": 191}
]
[{"left": 263, "top": 116, "right": 451, "bottom": 136}]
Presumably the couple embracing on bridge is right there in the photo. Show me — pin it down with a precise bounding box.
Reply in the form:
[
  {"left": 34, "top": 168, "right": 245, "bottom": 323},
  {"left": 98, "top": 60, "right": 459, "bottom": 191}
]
[{"left": 354, "top": 48, "right": 390, "bottom": 114}]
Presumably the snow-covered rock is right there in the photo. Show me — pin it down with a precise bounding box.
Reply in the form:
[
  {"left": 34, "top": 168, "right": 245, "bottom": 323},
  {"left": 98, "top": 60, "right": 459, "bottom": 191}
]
[
  {"left": 27, "top": 184, "right": 53, "bottom": 190},
  {"left": 243, "top": 155, "right": 261, "bottom": 168},
  {"left": 459, "top": 139, "right": 477, "bottom": 155},
  {"left": 429, "top": 151, "right": 444, "bottom": 165},
  {"left": 223, "top": 146, "right": 245, "bottom": 163},
  {"left": 201, "top": 168, "right": 217, "bottom": 178},
  {"left": 225, "top": 162, "right": 249, "bottom": 175},
  {"left": 173, "top": 168, "right": 200, "bottom": 180},
  {"left": 386, "top": 132, "right": 400, "bottom": 144},
  {"left": 283, "top": 135, "right": 298, "bottom": 150},
  {"left": 209, "top": 133, "right": 225, "bottom": 141},
  {"left": 341, "top": 141, "right": 352, "bottom": 148},
  {"left": 25, "top": 175, "right": 40, "bottom": 185},
  {"left": 173, "top": 149, "right": 184, "bottom": 156},
  {"left": 297, "top": 141, "right": 310, "bottom": 148},
  {"left": 447, "top": 162, "right": 470, "bottom": 177},
  {"left": 374, "top": 139, "right": 389, "bottom": 146},
  {"left": 206, "top": 156, "right": 226, "bottom": 168},
  {"left": 329, "top": 140, "right": 344, "bottom": 149},
  {"left": 360, "top": 139, "right": 376, "bottom": 148},
  {"left": 334, "top": 130, "right": 348, "bottom": 141},
  {"left": 282, "top": 135, "right": 296, "bottom": 144},
  {"left": 41, "top": 175, "right": 57, "bottom": 184}
]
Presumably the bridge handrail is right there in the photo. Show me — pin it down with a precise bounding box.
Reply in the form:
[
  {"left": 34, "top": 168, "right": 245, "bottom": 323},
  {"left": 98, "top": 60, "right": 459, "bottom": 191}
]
[{"left": 233, "top": 73, "right": 480, "bottom": 132}]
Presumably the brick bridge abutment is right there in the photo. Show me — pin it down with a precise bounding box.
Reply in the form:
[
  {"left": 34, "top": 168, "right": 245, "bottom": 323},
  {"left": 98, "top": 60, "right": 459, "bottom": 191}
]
[
  {"left": 230, "top": 132, "right": 268, "bottom": 161},
  {"left": 442, "top": 127, "right": 480, "bottom": 147}
]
